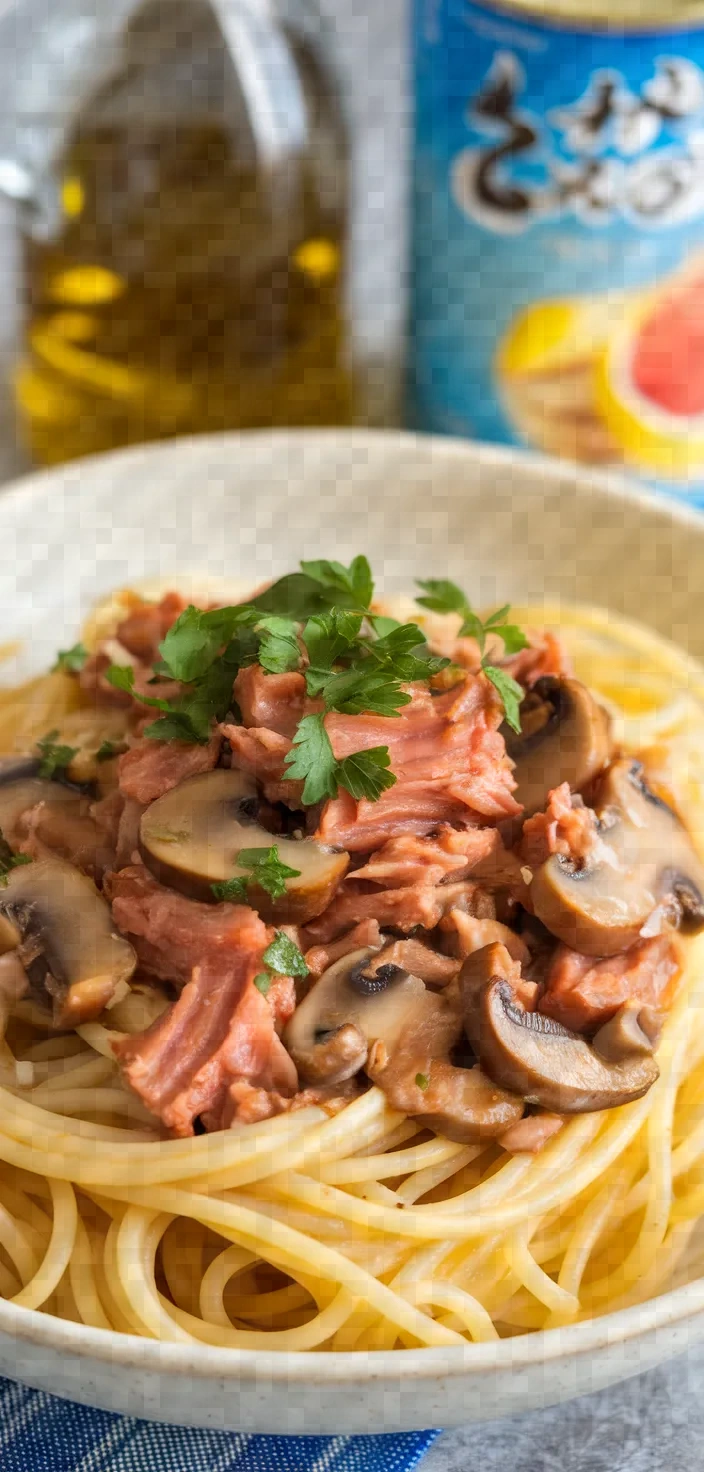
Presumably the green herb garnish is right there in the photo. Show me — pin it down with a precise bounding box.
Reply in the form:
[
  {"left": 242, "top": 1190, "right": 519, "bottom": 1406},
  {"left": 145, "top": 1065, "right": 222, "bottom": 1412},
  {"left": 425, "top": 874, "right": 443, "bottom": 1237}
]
[
  {"left": 36, "top": 730, "right": 79, "bottom": 780},
  {"left": 416, "top": 579, "right": 528, "bottom": 733},
  {"left": 0, "top": 829, "right": 32, "bottom": 886},
  {"left": 284, "top": 712, "right": 396, "bottom": 806},
  {"left": 52, "top": 642, "right": 88, "bottom": 675},
  {"left": 96, "top": 739, "right": 124, "bottom": 762},
  {"left": 262, "top": 930, "right": 309, "bottom": 979},
  {"left": 252, "top": 930, "right": 309, "bottom": 998},
  {"left": 255, "top": 617, "right": 301, "bottom": 675},
  {"left": 415, "top": 1073, "right": 429, "bottom": 1092},
  {"left": 251, "top": 557, "right": 374, "bottom": 620},
  {"left": 211, "top": 846, "right": 301, "bottom": 905}
]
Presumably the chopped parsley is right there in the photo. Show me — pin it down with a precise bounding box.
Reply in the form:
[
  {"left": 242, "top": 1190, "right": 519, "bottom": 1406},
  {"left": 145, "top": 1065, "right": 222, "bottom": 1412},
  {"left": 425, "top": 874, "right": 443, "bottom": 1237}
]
[
  {"left": 52, "top": 642, "right": 88, "bottom": 675},
  {"left": 252, "top": 557, "right": 374, "bottom": 620},
  {"left": 105, "top": 663, "right": 216, "bottom": 745},
  {"left": 36, "top": 730, "right": 79, "bottom": 780},
  {"left": 211, "top": 846, "right": 301, "bottom": 904},
  {"left": 415, "top": 1073, "right": 430, "bottom": 1092},
  {"left": 262, "top": 930, "right": 309, "bottom": 979},
  {"left": 255, "top": 617, "right": 301, "bottom": 675},
  {"left": 416, "top": 579, "right": 528, "bottom": 733},
  {"left": 0, "top": 829, "right": 31, "bottom": 886},
  {"left": 284, "top": 712, "right": 396, "bottom": 806},
  {"left": 91, "top": 559, "right": 527, "bottom": 804},
  {"left": 253, "top": 973, "right": 271, "bottom": 996},
  {"left": 96, "top": 739, "right": 125, "bottom": 762}
]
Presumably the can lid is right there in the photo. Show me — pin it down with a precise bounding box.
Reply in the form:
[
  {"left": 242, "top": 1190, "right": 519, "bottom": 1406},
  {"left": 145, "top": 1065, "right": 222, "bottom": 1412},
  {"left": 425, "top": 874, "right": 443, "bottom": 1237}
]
[{"left": 489, "top": 0, "right": 704, "bottom": 33}]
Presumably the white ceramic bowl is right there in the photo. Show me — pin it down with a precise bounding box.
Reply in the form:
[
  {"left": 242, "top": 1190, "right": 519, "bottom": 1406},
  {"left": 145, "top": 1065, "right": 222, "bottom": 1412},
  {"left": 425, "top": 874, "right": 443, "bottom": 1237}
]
[{"left": 2, "top": 430, "right": 704, "bottom": 1434}]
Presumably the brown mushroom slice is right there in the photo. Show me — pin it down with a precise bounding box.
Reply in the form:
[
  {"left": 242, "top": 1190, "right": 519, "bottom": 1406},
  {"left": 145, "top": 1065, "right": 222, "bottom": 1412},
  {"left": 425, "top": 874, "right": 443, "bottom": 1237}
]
[
  {"left": 505, "top": 676, "right": 612, "bottom": 818},
  {"left": 0, "top": 857, "right": 137, "bottom": 1026},
  {"left": 286, "top": 947, "right": 524, "bottom": 1141},
  {"left": 591, "top": 1001, "right": 660, "bottom": 1063},
  {"left": 0, "top": 759, "right": 85, "bottom": 844},
  {"left": 367, "top": 1022, "right": 524, "bottom": 1144},
  {"left": 530, "top": 759, "right": 704, "bottom": 957},
  {"left": 284, "top": 947, "right": 426, "bottom": 1085},
  {"left": 140, "top": 769, "right": 348, "bottom": 924},
  {"left": 461, "top": 943, "right": 659, "bottom": 1113}
]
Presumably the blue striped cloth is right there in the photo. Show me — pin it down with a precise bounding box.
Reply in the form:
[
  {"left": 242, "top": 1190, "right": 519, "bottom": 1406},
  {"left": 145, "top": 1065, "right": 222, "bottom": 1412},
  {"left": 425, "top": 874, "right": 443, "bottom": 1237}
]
[{"left": 0, "top": 1377, "right": 440, "bottom": 1471}]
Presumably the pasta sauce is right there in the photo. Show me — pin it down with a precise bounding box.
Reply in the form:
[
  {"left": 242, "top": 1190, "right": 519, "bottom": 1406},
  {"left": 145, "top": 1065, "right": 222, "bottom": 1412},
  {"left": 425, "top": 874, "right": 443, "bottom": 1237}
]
[{"left": 408, "top": 0, "right": 704, "bottom": 504}]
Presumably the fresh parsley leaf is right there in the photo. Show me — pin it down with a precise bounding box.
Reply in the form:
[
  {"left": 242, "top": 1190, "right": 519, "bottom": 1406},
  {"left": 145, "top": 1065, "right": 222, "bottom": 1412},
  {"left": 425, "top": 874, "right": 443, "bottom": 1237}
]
[
  {"left": 336, "top": 746, "right": 396, "bottom": 802},
  {"left": 142, "top": 708, "right": 210, "bottom": 744},
  {"left": 415, "top": 579, "right": 468, "bottom": 615},
  {"left": 362, "top": 622, "right": 449, "bottom": 682},
  {"left": 253, "top": 558, "right": 373, "bottom": 619},
  {"left": 415, "top": 1072, "right": 429, "bottom": 1092},
  {"left": 483, "top": 665, "right": 524, "bottom": 735},
  {"left": 36, "top": 730, "right": 78, "bottom": 780},
  {"left": 158, "top": 605, "right": 257, "bottom": 684},
  {"left": 255, "top": 617, "right": 300, "bottom": 675},
  {"left": 303, "top": 610, "right": 363, "bottom": 691},
  {"left": 284, "top": 712, "right": 397, "bottom": 805},
  {"left": 253, "top": 973, "right": 272, "bottom": 996},
  {"left": 213, "top": 846, "right": 301, "bottom": 905},
  {"left": 105, "top": 664, "right": 136, "bottom": 696},
  {"left": 251, "top": 573, "right": 337, "bottom": 620},
  {"left": 96, "top": 739, "right": 125, "bottom": 762},
  {"left": 262, "top": 930, "right": 309, "bottom": 978},
  {"left": 284, "top": 713, "right": 340, "bottom": 805},
  {"left": 367, "top": 614, "right": 401, "bottom": 639},
  {"left": 0, "top": 828, "right": 32, "bottom": 884},
  {"left": 52, "top": 642, "right": 88, "bottom": 675},
  {"left": 106, "top": 663, "right": 213, "bottom": 744},
  {"left": 300, "top": 556, "right": 373, "bottom": 610},
  {"left": 211, "top": 875, "right": 250, "bottom": 903},
  {"left": 236, "top": 846, "right": 301, "bottom": 901},
  {"left": 415, "top": 579, "right": 527, "bottom": 730},
  {"left": 320, "top": 668, "right": 412, "bottom": 717}
]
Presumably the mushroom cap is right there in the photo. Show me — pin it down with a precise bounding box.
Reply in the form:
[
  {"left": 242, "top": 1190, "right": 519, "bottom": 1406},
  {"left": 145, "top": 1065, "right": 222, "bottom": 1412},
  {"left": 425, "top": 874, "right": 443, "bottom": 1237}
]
[
  {"left": 506, "top": 676, "right": 612, "bottom": 818},
  {"left": 139, "top": 769, "right": 349, "bottom": 924},
  {"left": 284, "top": 947, "right": 426, "bottom": 1085},
  {"left": 461, "top": 942, "right": 659, "bottom": 1113},
  {"left": 530, "top": 759, "right": 704, "bottom": 956},
  {"left": 0, "top": 856, "right": 137, "bottom": 1026},
  {"left": 0, "top": 761, "right": 86, "bottom": 846}
]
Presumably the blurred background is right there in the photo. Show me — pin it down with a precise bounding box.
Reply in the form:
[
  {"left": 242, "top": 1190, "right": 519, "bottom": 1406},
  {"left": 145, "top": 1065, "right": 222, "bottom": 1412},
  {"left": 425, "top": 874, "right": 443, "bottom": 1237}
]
[{"left": 0, "top": 0, "right": 408, "bottom": 479}]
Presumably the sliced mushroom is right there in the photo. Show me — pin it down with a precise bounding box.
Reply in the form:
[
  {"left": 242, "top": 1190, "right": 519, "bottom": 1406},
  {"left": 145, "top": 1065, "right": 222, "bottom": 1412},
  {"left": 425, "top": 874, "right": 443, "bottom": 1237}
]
[
  {"left": 505, "top": 676, "right": 612, "bottom": 818},
  {"left": 591, "top": 1001, "right": 660, "bottom": 1063},
  {"left": 0, "top": 758, "right": 83, "bottom": 842},
  {"left": 530, "top": 759, "right": 704, "bottom": 956},
  {"left": 285, "top": 946, "right": 524, "bottom": 1141},
  {"left": 0, "top": 857, "right": 137, "bottom": 1026},
  {"left": 0, "top": 758, "right": 111, "bottom": 878},
  {"left": 284, "top": 947, "right": 426, "bottom": 1084},
  {"left": 461, "top": 943, "right": 659, "bottom": 1113},
  {"left": 139, "top": 769, "right": 349, "bottom": 924}
]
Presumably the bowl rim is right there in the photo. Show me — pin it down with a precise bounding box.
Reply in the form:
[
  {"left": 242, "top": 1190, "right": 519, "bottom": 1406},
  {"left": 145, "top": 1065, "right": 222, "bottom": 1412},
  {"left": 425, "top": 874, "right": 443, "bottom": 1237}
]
[{"left": 2, "top": 427, "right": 704, "bottom": 1382}]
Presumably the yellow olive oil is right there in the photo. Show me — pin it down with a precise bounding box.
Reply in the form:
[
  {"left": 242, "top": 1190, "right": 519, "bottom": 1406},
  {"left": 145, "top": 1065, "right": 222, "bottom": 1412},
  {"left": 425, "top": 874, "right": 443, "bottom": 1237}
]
[{"left": 15, "top": 0, "right": 355, "bottom": 465}]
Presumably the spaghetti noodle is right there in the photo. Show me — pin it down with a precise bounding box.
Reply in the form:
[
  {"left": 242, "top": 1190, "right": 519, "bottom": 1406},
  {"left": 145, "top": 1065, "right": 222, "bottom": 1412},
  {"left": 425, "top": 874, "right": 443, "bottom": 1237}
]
[{"left": 0, "top": 596, "right": 701, "bottom": 1350}]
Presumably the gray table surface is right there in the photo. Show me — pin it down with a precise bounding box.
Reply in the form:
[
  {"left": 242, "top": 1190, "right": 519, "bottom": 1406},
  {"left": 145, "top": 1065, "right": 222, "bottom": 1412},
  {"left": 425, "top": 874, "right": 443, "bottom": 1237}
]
[{"left": 0, "top": 1, "right": 700, "bottom": 1466}]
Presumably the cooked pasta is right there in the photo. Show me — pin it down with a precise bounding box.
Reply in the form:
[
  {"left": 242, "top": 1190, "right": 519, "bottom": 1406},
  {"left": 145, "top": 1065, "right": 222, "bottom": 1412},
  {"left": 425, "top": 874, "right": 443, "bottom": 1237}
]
[{"left": 0, "top": 592, "right": 701, "bottom": 1351}]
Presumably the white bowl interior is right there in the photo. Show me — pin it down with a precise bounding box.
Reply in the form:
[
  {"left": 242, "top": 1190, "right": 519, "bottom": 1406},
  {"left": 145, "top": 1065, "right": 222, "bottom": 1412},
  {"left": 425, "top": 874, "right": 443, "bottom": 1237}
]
[{"left": 0, "top": 429, "right": 703, "bottom": 1433}]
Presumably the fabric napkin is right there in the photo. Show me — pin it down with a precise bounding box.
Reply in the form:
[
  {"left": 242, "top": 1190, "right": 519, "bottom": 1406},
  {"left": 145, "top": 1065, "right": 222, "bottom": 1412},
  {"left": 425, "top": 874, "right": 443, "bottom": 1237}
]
[{"left": 0, "top": 1376, "right": 440, "bottom": 1471}]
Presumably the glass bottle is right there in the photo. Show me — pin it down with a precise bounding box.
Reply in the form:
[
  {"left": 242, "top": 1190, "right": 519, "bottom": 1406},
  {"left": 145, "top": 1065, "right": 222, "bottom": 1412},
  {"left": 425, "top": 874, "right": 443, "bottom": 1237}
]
[{"left": 11, "top": 0, "right": 354, "bottom": 465}]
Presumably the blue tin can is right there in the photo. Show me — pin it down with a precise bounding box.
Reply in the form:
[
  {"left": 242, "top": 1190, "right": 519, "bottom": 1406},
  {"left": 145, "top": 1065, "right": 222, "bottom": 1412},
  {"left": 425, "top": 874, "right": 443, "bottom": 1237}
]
[{"left": 409, "top": 0, "right": 704, "bottom": 504}]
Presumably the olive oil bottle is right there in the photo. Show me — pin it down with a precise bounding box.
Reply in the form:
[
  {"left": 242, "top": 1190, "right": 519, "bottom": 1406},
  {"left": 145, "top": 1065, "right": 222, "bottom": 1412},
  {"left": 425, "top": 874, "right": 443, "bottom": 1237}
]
[{"left": 14, "top": 0, "right": 354, "bottom": 465}]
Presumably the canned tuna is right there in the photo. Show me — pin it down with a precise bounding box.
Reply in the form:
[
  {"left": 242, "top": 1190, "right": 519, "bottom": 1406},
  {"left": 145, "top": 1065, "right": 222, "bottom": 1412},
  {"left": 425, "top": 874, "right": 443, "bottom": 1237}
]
[{"left": 409, "top": 0, "right": 704, "bottom": 503}]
